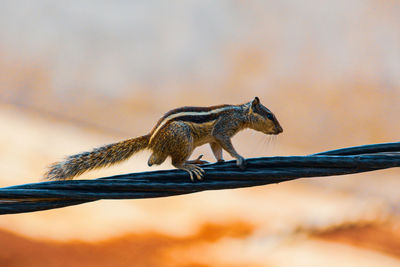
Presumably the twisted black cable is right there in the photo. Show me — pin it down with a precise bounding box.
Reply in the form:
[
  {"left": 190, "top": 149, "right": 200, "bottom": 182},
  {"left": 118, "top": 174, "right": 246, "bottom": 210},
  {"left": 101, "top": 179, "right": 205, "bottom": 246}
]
[{"left": 0, "top": 142, "right": 399, "bottom": 214}]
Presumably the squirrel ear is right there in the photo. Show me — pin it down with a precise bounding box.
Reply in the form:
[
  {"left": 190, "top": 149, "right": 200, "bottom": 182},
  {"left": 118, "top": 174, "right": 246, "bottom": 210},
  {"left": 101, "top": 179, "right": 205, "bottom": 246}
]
[{"left": 251, "top": 97, "right": 260, "bottom": 107}]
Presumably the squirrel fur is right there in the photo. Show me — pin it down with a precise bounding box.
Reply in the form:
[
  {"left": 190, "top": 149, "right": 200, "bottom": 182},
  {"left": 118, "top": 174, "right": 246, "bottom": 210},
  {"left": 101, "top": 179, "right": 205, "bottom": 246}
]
[{"left": 45, "top": 97, "right": 283, "bottom": 181}]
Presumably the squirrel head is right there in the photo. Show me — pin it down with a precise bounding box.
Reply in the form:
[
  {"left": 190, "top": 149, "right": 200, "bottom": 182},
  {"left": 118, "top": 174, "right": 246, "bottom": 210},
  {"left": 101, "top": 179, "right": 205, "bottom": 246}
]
[{"left": 246, "top": 97, "right": 283, "bottom": 135}]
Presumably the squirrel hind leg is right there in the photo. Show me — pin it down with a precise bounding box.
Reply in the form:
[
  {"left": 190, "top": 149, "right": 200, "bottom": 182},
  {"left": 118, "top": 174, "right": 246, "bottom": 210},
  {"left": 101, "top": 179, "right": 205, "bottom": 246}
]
[
  {"left": 171, "top": 149, "right": 204, "bottom": 181},
  {"left": 173, "top": 162, "right": 205, "bottom": 181}
]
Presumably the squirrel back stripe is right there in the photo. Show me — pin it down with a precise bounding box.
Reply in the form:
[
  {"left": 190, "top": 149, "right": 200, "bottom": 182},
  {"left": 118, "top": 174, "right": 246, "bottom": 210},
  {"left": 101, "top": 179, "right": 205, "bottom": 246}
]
[
  {"left": 149, "top": 105, "right": 239, "bottom": 143},
  {"left": 44, "top": 135, "right": 150, "bottom": 180}
]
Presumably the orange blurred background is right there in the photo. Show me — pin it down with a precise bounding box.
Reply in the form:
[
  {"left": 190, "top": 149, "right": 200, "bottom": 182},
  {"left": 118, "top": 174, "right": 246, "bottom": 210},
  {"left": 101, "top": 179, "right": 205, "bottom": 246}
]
[{"left": 0, "top": 1, "right": 399, "bottom": 266}]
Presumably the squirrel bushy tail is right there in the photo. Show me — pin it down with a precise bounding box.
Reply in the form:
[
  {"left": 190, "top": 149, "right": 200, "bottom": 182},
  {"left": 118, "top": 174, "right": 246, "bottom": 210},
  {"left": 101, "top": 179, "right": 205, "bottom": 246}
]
[{"left": 44, "top": 135, "right": 150, "bottom": 180}]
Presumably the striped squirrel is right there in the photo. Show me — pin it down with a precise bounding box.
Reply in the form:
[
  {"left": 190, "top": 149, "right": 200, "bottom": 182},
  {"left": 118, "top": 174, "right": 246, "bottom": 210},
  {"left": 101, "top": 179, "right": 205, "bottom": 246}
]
[{"left": 45, "top": 97, "right": 283, "bottom": 181}]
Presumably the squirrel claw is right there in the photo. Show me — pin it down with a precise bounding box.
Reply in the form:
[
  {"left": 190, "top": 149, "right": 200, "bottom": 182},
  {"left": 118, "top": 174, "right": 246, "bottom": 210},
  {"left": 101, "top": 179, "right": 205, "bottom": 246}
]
[
  {"left": 185, "top": 164, "right": 205, "bottom": 181},
  {"left": 174, "top": 163, "right": 205, "bottom": 181}
]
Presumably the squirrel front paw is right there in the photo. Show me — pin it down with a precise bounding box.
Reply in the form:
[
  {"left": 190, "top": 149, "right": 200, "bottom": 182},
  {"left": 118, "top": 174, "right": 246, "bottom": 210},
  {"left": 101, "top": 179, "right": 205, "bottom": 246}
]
[
  {"left": 187, "top": 155, "right": 209, "bottom": 165},
  {"left": 236, "top": 156, "right": 246, "bottom": 170}
]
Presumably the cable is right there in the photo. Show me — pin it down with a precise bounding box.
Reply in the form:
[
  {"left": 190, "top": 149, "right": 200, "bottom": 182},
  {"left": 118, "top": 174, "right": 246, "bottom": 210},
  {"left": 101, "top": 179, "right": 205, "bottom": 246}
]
[{"left": 0, "top": 142, "right": 399, "bottom": 214}]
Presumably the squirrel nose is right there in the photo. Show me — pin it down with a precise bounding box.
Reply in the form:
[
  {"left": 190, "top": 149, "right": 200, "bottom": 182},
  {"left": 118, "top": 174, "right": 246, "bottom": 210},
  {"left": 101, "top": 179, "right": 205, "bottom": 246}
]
[{"left": 275, "top": 125, "right": 283, "bottom": 134}]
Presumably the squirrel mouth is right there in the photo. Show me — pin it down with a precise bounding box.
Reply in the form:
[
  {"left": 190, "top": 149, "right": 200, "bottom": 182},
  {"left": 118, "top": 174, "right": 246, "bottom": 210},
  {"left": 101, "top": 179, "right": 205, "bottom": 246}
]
[{"left": 274, "top": 126, "right": 283, "bottom": 134}]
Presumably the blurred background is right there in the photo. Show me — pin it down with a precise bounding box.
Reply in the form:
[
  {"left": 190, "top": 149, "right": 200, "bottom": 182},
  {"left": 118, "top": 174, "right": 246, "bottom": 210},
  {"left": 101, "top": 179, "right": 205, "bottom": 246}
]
[{"left": 0, "top": 0, "right": 399, "bottom": 266}]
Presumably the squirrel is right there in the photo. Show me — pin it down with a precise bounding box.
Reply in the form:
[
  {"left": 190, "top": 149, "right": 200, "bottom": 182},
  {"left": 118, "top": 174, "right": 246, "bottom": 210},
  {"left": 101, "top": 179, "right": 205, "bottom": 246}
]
[{"left": 44, "top": 97, "right": 283, "bottom": 181}]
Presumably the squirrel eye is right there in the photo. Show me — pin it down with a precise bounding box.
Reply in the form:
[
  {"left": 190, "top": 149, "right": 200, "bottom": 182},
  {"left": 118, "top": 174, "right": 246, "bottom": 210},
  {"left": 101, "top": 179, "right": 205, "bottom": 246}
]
[{"left": 267, "top": 113, "right": 274, "bottom": 120}]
